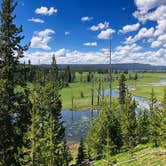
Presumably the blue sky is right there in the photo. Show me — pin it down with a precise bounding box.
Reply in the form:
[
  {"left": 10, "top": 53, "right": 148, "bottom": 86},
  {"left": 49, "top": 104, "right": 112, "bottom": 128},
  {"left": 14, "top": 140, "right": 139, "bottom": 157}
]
[{"left": 1, "top": 0, "right": 166, "bottom": 65}]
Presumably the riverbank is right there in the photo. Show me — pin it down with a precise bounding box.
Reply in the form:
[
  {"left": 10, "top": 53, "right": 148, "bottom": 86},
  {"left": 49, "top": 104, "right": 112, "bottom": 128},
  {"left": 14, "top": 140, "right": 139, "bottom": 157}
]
[{"left": 60, "top": 72, "right": 166, "bottom": 110}]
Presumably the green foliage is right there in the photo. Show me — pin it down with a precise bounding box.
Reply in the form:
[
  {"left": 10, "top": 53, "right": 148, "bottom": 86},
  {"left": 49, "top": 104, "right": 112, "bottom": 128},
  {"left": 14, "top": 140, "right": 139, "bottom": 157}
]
[
  {"left": 161, "top": 89, "right": 166, "bottom": 146},
  {"left": 149, "top": 89, "right": 162, "bottom": 147},
  {"left": 86, "top": 103, "right": 123, "bottom": 160},
  {"left": 136, "top": 109, "right": 150, "bottom": 144},
  {"left": 121, "top": 93, "right": 137, "bottom": 148},
  {"left": 134, "top": 73, "right": 138, "bottom": 80},
  {"left": 119, "top": 74, "right": 126, "bottom": 105},
  {"left": 76, "top": 138, "right": 87, "bottom": 165},
  {"left": 0, "top": 0, "right": 30, "bottom": 164}
]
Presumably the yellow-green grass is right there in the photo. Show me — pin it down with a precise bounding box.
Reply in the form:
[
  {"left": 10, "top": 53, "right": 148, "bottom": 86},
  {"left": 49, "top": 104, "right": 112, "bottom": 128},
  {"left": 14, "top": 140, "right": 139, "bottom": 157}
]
[
  {"left": 126, "top": 73, "right": 166, "bottom": 101},
  {"left": 60, "top": 81, "right": 116, "bottom": 110},
  {"left": 93, "top": 144, "right": 166, "bottom": 166},
  {"left": 60, "top": 72, "right": 166, "bottom": 110}
]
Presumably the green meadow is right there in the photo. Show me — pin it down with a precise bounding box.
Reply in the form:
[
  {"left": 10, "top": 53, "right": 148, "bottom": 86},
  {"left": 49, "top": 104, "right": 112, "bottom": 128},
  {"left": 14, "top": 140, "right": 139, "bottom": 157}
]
[{"left": 60, "top": 72, "right": 166, "bottom": 110}]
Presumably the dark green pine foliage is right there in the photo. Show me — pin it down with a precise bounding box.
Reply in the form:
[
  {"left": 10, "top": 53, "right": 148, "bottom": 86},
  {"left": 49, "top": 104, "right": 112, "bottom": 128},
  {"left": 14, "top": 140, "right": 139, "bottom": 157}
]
[
  {"left": 76, "top": 138, "right": 87, "bottom": 165},
  {"left": 122, "top": 93, "right": 137, "bottom": 148},
  {"left": 118, "top": 74, "right": 126, "bottom": 105},
  {"left": 149, "top": 89, "right": 162, "bottom": 147},
  {"left": 65, "top": 65, "right": 72, "bottom": 83},
  {"left": 60, "top": 141, "right": 73, "bottom": 166},
  {"left": 34, "top": 64, "right": 45, "bottom": 85},
  {"left": 136, "top": 109, "right": 150, "bottom": 144},
  {"left": 86, "top": 103, "right": 122, "bottom": 160},
  {"left": 19, "top": 87, "right": 44, "bottom": 165},
  {"left": 0, "top": 0, "right": 30, "bottom": 164},
  {"left": 43, "top": 55, "right": 65, "bottom": 165},
  {"left": 134, "top": 73, "right": 138, "bottom": 80},
  {"left": 161, "top": 89, "right": 166, "bottom": 146}
]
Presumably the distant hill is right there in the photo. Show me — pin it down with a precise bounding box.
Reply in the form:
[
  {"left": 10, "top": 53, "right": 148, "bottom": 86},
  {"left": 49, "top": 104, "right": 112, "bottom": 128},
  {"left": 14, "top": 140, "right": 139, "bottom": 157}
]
[{"left": 40, "top": 63, "right": 166, "bottom": 72}]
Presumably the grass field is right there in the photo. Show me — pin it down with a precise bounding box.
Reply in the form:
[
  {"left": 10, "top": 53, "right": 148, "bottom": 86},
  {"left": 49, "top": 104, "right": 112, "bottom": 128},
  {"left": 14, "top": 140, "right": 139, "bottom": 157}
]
[
  {"left": 60, "top": 72, "right": 166, "bottom": 110},
  {"left": 93, "top": 144, "right": 166, "bottom": 166}
]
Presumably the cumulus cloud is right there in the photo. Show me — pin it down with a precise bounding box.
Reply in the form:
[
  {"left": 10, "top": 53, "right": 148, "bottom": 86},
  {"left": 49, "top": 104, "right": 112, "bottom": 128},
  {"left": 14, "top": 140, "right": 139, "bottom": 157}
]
[
  {"left": 83, "top": 42, "right": 97, "bottom": 46},
  {"left": 90, "top": 22, "right": 109, "bottom": 31},
  {"left": 81, "top": 16, "right": 93, "bottom": 22},
  {"left": 116, "top": 43, "right": 142, "bottom": 53},
  {"left": 119, "top": 23, "right": 140, "bottom": 34},
  {"left": 30, "top": 29, "right": 55, "bottom": 50},
  {"left": 125, "top": 27, "right": 154, "bottom": 44},
  {"left": 132, "top": 2, "right": 166, "bottom": 49},
  {"left": 134, "top": 0, "right": 166, "bottom": 12},
  {"left": 35, "top": 7, "right": 57, "bottom": 16},
  {"left": 22, "top": 45, "right": 166, "bottom": 65},
  {"left": 22, "top": 49, "right": 110, "bottom": 64},
  {"left": 28, "top": 17, "right": 44, "bottom": 23},
  {"left": 98, "top": 28, "right": 115, "bottom": 39}
]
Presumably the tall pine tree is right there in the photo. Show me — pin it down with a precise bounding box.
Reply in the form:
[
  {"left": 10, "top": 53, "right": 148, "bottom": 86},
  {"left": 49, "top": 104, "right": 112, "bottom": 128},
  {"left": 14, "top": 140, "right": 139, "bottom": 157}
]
[{"left": 0, "top": 0, "right": 30, "bottom": 164}]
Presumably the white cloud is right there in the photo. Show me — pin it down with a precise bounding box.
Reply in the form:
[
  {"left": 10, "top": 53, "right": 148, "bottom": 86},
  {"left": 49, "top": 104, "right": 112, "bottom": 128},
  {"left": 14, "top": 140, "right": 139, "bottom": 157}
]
[
  {"left": 116, "top": 43, "right": 142, "bottom": 53},
  {"left": 22, "top": 46, "right": 166, "bottom": 65},
  {"left": 90, "top": 22, "right": 109, "bottom": 31},
  {"left": 65, "top": 32, "right": 70, "bottom": 36},
  {"left": 97, "top": 28, "right": 115, "bottom": 39},
  {"left": 125, "top": 27, "right": 154, "bottom": 44},
  {"left": 35, "top": 7, "right": 57, "bottom": 16},
  {"left": 28, "top": 17, "right": 44, "bottom": 23},
  {"left": 119, "top": 23, "right": 140, "bottom": 34},
  {"left": 22, "top": 49, "right": 110, "bottom": 64},
  {"left": 83, "top": 42, "right": 97, "bottom": 46},
  {"left": 30, "top": 29, "right": 55, "bottom": 50},
  {"left": 132, "top": 2, "right": 166, "bottom": 50},
  {"left": 134, "top": 0, "right": 166, "bottom": 12},
  {"left": 81, "top": 16, "right": 93, "bottom": 22},
  {"left": 133, "top": 5, "right": 166, "bottom": 24},
  {"left": 151, "top": 41, "right": 161, "bottom": 48}
]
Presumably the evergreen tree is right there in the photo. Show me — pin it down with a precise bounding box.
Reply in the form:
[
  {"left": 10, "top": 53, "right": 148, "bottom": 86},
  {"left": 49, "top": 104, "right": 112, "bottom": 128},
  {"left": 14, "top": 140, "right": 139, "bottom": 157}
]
[
  {"left": 134, "top": 73, "right": 138, "bottom": 80},
  {"left": 136, "top": 109, "right": 150, "bottom": 144},
  {"left": 161, "top": 89, "right": 166, "bottom": 145},
  {"left": 60, "top": 141, "right": 73, "bottom": 166},
  {"left": 121, "top": 93, "right": 137, "bottom": 148},
  {"left": 76, "top": 138, "right": 86, "bottom": 165},
  {"left": 19, "top": 87, "right": 43, "bottom": 165},
  {"left": 65, "top": 65, "right": 72, "bottom": 83},
  {"left": 86, "top": 103, "right": 122, "bottom": 159},
  {"left": 47, "top": 54, "right": 58, "bottom": 83},
  {"left": 118, "top": 74, "right": 126, "bottom": 105},
  {"left": 0, "top": 0, "right": 30, "bottom": 164},
  {"left": 42, "top": 55, "right": 65, "bottom": 165},
  {"left": 149, "top": 89, "right": 162, "bottom": 147}
]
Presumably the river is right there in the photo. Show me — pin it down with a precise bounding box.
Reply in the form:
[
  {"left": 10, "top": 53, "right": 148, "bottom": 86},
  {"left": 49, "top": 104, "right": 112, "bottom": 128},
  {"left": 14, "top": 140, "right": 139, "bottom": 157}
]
[{"left": 62, "top": 89, "right": 149, "bottom": 143}]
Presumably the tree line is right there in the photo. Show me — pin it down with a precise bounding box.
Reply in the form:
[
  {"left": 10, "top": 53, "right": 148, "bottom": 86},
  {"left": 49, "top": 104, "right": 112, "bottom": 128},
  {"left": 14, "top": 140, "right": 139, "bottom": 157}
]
[{"left": 0, "top": 0, "right": 72, "bottom": 165}]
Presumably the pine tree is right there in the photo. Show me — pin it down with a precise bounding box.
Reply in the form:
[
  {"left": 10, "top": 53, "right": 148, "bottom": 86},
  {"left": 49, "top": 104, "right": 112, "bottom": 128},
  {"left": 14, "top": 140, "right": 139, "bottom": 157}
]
[
  {"left": 161, "top": 89, "right": 166, "bottom": 145},
  {"left": 122, "top": 93, "right": 137, "bottom": 148},
  {"left": 76, "top": 138, "right": 86, "bottom": 165},
  {"left": 134, "top": 73, "right": 138, "bottom": 80},
  {"left": 19, "top": 85, "right": 44, "bottom": 165},
  {"left": 42, "top": 55, "right": 65, "bottom": 165},
  {"left": 86, "top": 103, "right": 122, "bottom": 160},
  {"left": 118, "top": 74, "right": 126, "bottom": 105},
  {"left": 149, "top": 89, "right": 162, "bottom": 147},
  {"left": 60, "top": 141, "right": 73, "bottom": 166},
  {"left": 0, "top": 0, "right": 30, "bottom": 164},
  {"left": 136, "top": 109, "right": 150, "bottom": 144}
]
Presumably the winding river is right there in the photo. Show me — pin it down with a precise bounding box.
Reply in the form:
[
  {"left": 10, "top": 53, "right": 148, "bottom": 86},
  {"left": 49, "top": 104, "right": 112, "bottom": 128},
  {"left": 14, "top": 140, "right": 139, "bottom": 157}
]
[{"left": 62, "top": 89, "right": 149, "bottom": 143}]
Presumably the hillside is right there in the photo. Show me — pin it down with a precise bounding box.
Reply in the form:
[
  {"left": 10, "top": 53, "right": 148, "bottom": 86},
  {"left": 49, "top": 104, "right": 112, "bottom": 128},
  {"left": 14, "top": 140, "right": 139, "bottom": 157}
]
[
  {"left": 93, "top": 144, "right": 166, "bottom": 166},
  {"left": 40, "top": 63, "right": 166, "bottom": 72}
]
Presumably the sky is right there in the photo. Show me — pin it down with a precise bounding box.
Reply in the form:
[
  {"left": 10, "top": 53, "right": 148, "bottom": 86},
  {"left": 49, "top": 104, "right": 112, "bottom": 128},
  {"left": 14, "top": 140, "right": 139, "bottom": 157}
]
[{"left": 1, "top": 0, "right": 166, "bottom": 65}]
